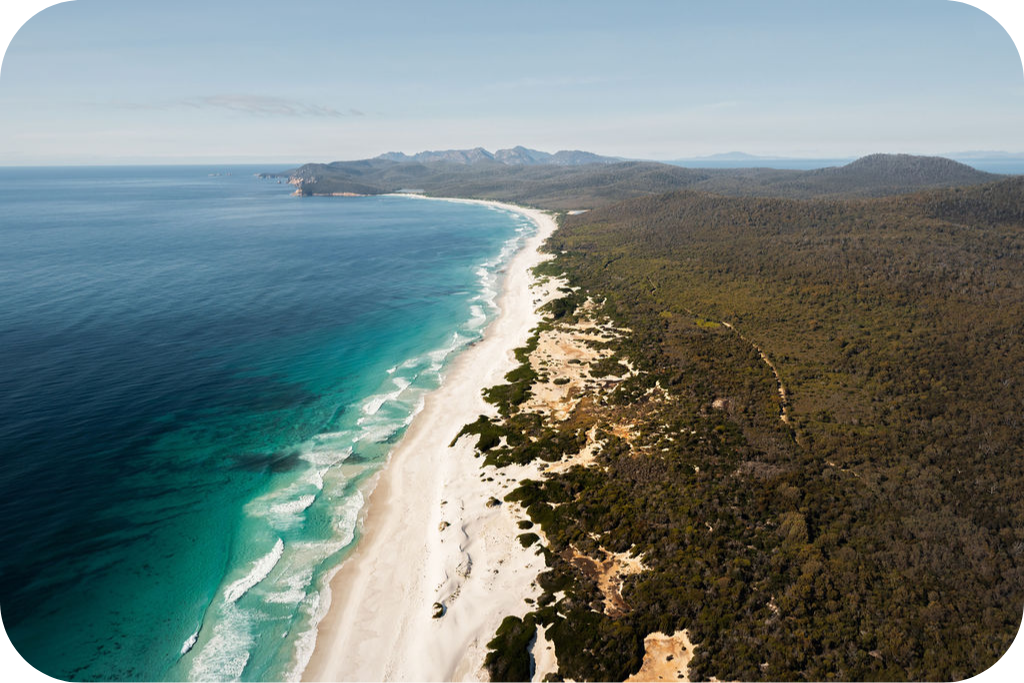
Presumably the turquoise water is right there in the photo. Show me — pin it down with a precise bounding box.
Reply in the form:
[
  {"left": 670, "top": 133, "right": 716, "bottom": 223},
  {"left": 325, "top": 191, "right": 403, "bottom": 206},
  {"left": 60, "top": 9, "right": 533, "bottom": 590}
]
[{"left": 0, "top": 167, "right": 534, "bottom": 681}]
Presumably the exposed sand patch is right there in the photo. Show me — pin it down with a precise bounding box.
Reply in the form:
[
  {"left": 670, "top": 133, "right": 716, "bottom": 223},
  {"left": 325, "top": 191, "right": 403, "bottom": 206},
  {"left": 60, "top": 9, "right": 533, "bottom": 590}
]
[
  {"left": 567, "top": 546, "right": 646, "bottom": 618},
  {"left": 540, "top": 419, "right": 643, "bottom": 475},
  {"left": 544, "top": 424, "right": 602, "bottom": 475},
  {"left": 625, "top": 630, "right": 697, "bottom": 683},
  {"left": 610, "top": 422, "right": 638, "bottom": 442},
  {"left": 522, "top": 305, "right": 633, "bottom": 422},
  {"left": 530, "top": 624, "right": 559, "bottom": 683},
  {"left": 618, "top": 630, "right": 741, "bottom": 683}
]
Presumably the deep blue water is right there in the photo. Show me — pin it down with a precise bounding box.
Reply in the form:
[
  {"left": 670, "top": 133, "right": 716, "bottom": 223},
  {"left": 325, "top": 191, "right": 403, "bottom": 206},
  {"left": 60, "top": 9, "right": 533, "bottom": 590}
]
[{"left": 0, "top": 167, "right": 532, "bottom": 681}]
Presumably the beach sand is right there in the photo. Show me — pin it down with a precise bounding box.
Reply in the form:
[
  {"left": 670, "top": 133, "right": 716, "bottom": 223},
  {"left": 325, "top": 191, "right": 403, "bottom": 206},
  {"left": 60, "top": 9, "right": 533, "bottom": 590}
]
[{"left": 301, "top": 198, "right": 560, "bottom": 682}]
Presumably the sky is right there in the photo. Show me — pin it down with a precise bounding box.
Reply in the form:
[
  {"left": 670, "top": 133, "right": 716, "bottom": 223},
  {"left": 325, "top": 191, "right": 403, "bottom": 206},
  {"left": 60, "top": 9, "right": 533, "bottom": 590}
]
[{"left": 0, "top": 0, "right": 1022, "bottom": 164}]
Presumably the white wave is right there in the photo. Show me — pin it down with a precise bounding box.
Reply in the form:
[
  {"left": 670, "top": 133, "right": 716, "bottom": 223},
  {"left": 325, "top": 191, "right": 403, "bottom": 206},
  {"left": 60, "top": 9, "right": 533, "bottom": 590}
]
[
  {"left": 304, "top": 467, "right": 328, "bottom": 491},
  {"left": 361, "top": 376, "right": 412, "bottom": 416},
  {"left": 180, "top": 627, "right": 200, "bottom": 656},
  {"left": 353, "top": 420, "right": 398, "bottom": 444},
  {"left": 266, "top": 495, "right": 317, "bottom": 529},
  {"left": 398, "top": 356, "right": 421, "bottom": 370},
  {"left": 263, "top": 587, "right": 308, "bottom": 605},
  {"left": 245, "top": 472, "right": 327, "bottom": 529},
  {"left": 263, "top": 566, "right": 312, "bottom": 604},
  {"left": 336, "top": 490, "right": 365, "bottom": 547},
  {"left": 361, "top": 394, "right": 388, "bottom": 417},
  {"left": 301, "top": 446, "right": 351, "bottom": 468},
  {"left": 427, "top": 332, "right": 467, "bottom": 365},
  {"left": 284, "top": 491, "right": 368, "bottom": 679},
  {"left": 361, "top": 392, "right": 392, "bottom": 417},
  {"left": 223, "top": 538, "right": 284, "bottom": 604},
  {"left": 284, "top": 592, "right": 325, "bottom": 682},
  {"left": 290, "top": 539, "right": 350, "bottom": 564},
  {"left": 270, "top": 494, "right": 316, "bottom": 516},
  {"left": 188, "top": 604, "right": 254, "bottom": 681},
  {"left": 408, "top": 395, "right": 426, "bottom": 423},
  {"left": 311, "top": 430, "right": 350, "bottom": 441},
  {"left": 467, "top": 304, "right": 487, "bottom": 329}
]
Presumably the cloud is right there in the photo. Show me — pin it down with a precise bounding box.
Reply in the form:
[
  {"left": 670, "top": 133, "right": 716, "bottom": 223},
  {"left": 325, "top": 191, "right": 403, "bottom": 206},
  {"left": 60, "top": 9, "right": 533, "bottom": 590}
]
[{"left": 112, "top": 95, "right": 364, "bottom": 118}]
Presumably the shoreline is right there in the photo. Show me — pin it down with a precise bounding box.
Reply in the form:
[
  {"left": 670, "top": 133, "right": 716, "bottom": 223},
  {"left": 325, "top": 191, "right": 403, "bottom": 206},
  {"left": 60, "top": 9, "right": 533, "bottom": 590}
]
[{"left": 300, "top": 197, "right": 560, "bottom": 681}]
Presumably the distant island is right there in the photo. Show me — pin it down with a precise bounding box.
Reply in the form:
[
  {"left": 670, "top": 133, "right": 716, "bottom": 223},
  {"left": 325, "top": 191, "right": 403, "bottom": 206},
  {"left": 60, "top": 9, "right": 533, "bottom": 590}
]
[{"left": 677, "top": 151, "right": 775, "bottom": 161}]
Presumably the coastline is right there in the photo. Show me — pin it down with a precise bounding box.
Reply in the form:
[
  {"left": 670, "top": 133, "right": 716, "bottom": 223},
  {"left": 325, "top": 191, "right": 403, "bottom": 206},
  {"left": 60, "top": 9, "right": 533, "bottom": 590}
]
[{"left": 300, "top": 197, "right": 560, "bottom": 681}]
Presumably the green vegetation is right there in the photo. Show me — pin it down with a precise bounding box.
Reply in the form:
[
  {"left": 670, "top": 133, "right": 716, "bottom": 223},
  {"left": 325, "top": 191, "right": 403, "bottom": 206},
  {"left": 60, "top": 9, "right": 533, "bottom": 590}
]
[
  {"left": 694, "top": 317, "right": 721, "bottom": 329},
  {"left": 485, "top": 615, "right": 537, "bottom": 682},
  {"left": 451, "top": 415, "right": 506, "bottom": 452},
  {"left": 518, "top": 532, "right": 541, "bottom": 548},
  {"left": 476, "top": 176, "right": 1024, "bottom": 681},
  {"left": 588, "top": 355, "right": 629, "bottom": 378},
  {"left": 479, "top": 330, "right": 543, "bottom": 417}
]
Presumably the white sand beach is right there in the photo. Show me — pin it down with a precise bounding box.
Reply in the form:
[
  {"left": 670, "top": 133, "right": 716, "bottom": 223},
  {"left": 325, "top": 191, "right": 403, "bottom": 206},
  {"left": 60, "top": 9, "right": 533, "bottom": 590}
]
[{"left": 301, "top": 198, "right": 560, "bottom": 682}]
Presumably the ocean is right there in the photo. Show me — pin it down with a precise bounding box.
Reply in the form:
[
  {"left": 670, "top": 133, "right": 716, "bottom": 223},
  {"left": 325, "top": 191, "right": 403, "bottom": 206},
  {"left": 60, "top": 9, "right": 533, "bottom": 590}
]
[{"left": 0, "top": 167, "right": 533, "bottom": 681}]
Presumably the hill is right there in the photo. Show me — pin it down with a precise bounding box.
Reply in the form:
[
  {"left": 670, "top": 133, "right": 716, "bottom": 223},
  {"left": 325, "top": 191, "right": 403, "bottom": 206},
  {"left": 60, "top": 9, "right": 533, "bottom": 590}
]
[
  {"left": 794, "top": 153, "right": 998, "bottom": 195},
  {"left": 681, "top": 154, "right": 999, "bottom": 199}
]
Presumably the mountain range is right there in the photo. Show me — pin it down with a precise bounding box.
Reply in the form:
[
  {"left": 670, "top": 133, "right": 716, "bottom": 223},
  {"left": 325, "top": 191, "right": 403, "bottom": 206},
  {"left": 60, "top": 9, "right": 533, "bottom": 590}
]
[{"left": 374, "top": 146, "right": 622, "bottom": 166}]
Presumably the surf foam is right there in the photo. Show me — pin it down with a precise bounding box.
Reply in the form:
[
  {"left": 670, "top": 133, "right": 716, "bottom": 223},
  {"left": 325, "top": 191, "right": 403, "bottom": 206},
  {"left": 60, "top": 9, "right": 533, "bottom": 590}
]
[{"left": 223, "top": 538, "right": 285, "bottom": 604}]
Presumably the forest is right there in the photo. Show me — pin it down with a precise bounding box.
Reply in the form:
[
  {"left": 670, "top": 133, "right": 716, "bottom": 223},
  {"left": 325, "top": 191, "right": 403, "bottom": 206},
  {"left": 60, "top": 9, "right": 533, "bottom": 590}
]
[{"left": 472, "top": 177, "right": 1024, "bottom": 681}]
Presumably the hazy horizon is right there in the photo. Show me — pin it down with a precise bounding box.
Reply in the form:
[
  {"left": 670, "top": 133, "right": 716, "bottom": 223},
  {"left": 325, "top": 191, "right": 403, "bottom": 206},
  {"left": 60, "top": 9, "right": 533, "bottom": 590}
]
[
  {"left": 2, "top": 145, "right": 1024, "bottom": 169},
  {"left": 1, "top": 1, "right": 1023, "bottom": 165}
]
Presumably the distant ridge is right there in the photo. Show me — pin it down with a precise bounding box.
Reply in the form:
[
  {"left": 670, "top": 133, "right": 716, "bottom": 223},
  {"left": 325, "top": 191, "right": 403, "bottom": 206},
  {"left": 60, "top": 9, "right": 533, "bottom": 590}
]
[
  {"left": 377, "top": 147, "right": 498, "bottom": 165},
  {"left": 374, "top": 146, "right": 621, "bottom": 166}
]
